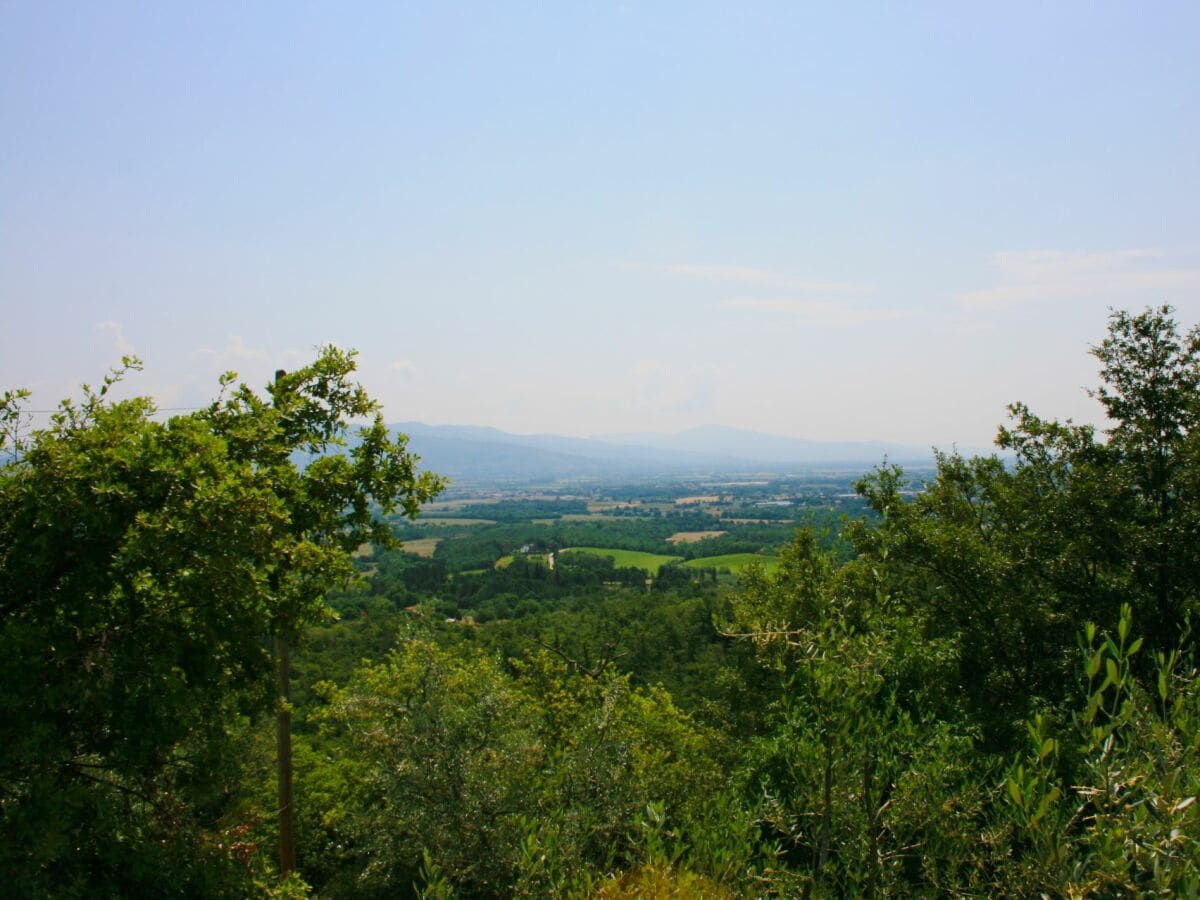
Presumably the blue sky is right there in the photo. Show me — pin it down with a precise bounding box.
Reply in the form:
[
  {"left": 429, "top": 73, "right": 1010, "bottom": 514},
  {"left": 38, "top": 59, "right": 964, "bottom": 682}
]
[{"left": 3, "top": 2, "right": 1198, "bottom": 446}]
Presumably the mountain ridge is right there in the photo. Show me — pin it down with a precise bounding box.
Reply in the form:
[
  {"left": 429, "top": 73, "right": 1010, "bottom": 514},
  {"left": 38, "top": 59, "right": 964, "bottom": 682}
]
[{"left": 390, "top": 421, "right": 948, "bottom": 484}]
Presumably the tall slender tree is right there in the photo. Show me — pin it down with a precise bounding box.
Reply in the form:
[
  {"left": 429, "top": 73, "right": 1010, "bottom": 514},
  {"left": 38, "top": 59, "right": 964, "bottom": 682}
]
[{"left": 0, "top": 349, "right": 445, "bottom": 894}]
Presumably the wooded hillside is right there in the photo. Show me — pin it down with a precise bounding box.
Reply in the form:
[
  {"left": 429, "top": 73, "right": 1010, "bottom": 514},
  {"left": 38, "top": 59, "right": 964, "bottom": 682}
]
[{"left": 2, "top": 307, "right": 1198, "bottom": 897}]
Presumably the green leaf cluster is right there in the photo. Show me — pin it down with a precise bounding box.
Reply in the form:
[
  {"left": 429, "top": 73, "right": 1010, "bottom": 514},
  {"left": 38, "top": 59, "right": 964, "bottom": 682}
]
[{"left": 0, "top": 350, "right": 443, "bottom": 896}]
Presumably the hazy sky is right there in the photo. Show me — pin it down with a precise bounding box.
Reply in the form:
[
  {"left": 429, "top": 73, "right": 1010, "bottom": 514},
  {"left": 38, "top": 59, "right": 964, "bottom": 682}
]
[{"left": 3, "top": 2, "right": 1198, "bottom": 446}]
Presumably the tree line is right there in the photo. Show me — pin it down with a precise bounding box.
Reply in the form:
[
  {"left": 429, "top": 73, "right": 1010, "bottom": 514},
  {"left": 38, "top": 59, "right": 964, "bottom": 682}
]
[{"left": 2, "top": 307, "right": 1199, "bottom": 896}]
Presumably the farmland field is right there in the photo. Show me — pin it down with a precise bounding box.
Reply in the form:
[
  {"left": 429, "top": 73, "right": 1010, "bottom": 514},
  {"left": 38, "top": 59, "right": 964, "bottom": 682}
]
[
  {"left": 421, "top": 498, "right": 502, "bottom": 511},
  {"left": 560, "top": 547, "right": 682, "bottom": 573},
  {"left": 531, "top": 514, "right": 611, "bottom": 524},
  {"left": 495, "top": 553, "right": 551, "bottom": 569},
  {"left": 400, "top": 538, "right": 441, "bottom": 558},
  {"left": 415, "top": 517, "right": 497, "bottom": 525},
  {"left": 681, "top": 553, "right": 780, "bottom": 575},
  {"left": 666, "top": 530, "right": 726, "bottom": 544}
]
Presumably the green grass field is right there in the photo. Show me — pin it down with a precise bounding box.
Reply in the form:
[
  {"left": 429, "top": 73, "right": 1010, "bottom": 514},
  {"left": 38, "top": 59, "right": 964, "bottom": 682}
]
[
  {"left": 560, "top": 547, "right": 682, "bottom": 574},
  {"left": 415, "top": 517, "right": 497, "bottom": 526},
  {"left": 680, "top": 553, "right": 780, "bottom": 575},
  {"left": 494, "top": 553, "right": 551, "bottom": 569}
]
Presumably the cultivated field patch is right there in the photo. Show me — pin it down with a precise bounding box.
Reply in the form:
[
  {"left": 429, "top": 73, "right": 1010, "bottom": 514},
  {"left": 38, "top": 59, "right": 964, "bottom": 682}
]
[
  {"left": 494, "top": 553, "right": 552, "bottom": 569},
  {"left": 416, "top": 517, "right": 497, "bottom": 526},
  {"left": 560, "top": 547, "right": 682, "bottom": 574},
  {"left": 681, "top": 553, "right": 780, "bottom": 575},
  {"left": 421, "top": 498, "right": 502, "bottom": 512},
  {"left": 401, "top": 538, "right": 441, "bottom": 558},
  {"left": 666, "top": 530, "right": 727, "bottom": 544}
]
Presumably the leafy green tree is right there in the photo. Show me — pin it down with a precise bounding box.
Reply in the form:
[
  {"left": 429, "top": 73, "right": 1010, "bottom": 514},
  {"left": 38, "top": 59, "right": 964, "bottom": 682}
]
[
  {"left": 313, "top": 635, "right": 738, "bottom": 897},
  {"left": 853, "top": 455, "right": 1084, "bottom": 744},
  {"left": 854, "top": 306, "right": 1200, "bottom": 745},
  {"left": 1088, "top": 305, "right": 1200, "bottom": 648},
  {"left": 1001, "top": 606, "right": 1200, "bottom": 895},
  {"left": 314, "top": 637, "right": 541, "bottom": 895},
  {"left": 727, "top": 532, "right": 988, "bottom": 896},
  {"left": 0, "top": 351, "right": 444, "bottom": 896}
]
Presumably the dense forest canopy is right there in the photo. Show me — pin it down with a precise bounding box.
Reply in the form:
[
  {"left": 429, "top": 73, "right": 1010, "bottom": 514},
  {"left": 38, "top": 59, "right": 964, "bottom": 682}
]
[{"left": 2, "top": 307, "right": 1199, "bottom": 897}]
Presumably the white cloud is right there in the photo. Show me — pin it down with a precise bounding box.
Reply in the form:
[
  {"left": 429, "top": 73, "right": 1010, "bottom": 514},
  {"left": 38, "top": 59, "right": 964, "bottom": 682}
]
[
  {"left": 991, "top": 248, "right": 1162, "bottom": 279},
  {"left": 718, "top": 297, "right": 907, "bottom": 326},
  {"left": 94, "top": 321, "right": 135, "bottom": 357},
  {"left": 389, "top": 359, "right": 416, "bottom": 379},
  {"left": 645, "top": 262, "right": 905, "bottom": 327},
  {"left": 192, "top": 336, "right": 308, "bottom": 386},
  {"left": 612, "top": 260, "right": 872, "bottom": 295},
  {"left": 624, "top": 359, "right": 721, "bottom": 416},
  {"left": 194, "top": 335, "right": 270, "bottom": 367},
  {"left": 958, "top": 248, "right": 1200, "bottom": 310},
  {"left": 659, "top": 263, "right": 870, "bottom": 295}
]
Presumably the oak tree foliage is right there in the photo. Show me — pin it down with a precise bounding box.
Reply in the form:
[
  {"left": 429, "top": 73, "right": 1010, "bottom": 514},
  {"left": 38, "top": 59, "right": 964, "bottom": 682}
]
[{"left": 0, "top": 349, "right": 444, "bottom": 895}]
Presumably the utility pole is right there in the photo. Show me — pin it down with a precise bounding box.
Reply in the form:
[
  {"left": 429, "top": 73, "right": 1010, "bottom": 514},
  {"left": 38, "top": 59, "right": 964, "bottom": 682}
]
[{"left": 274, "top": 368, "right": 296, "bottom": 878}]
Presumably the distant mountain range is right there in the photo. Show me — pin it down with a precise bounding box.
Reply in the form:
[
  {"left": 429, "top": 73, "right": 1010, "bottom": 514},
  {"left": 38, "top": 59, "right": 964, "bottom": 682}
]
[{"left": 389, "top": 422, "right": 948, "bottom": 484}]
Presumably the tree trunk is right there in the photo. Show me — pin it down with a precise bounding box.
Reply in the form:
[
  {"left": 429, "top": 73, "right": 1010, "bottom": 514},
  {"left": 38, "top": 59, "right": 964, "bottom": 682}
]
[{"left": 276, "top": 631, "right": 295, "bottom": 878}]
